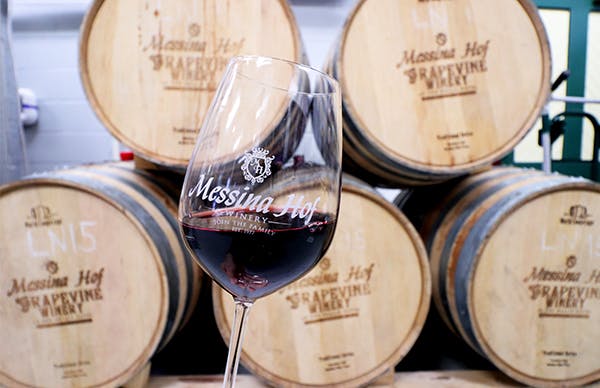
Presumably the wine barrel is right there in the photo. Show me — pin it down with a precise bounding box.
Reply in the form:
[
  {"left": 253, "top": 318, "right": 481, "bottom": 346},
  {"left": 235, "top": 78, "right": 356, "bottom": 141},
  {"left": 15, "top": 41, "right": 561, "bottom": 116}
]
[
  {"left": 325, "top": 0, "right": 551, "bottom": 187},
  {"left": 0, "top": 162, "right": 201, "bottom": 388},
  {"left": 212, "top": 175, "right": 431, "bottom": 387},
  {"left": 79, "top": 0, "right": 305, "bottom": 171},
  {"left": 423, "top": 168, "right": 600, "bottom": 387}
]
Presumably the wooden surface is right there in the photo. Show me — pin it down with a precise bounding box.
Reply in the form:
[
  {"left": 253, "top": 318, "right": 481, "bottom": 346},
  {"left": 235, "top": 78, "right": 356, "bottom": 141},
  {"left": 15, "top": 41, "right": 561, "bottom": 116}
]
[
  {"left": 79, "top": 0, "right": 304, "bottom": 170},
  {"left": 212, "top": 179, "right": 431, "bottom": 387},
  {"left": 0, "top": 163, "right": 199, "bottom": 388},
  {"left": 328, "top": 0, "right": 551, "bottom": 185},
  {"left": 423, "top": 169, "right": 600, "bottom": 387},
  {"left": 60, "top": 165, "right": 198, "bottom": 349},
  {"left": 426, "top": 167, "right": 546, "bottom": 349},
  {"left": 147, "top": 370, "right": 537, "bottom": 387}
]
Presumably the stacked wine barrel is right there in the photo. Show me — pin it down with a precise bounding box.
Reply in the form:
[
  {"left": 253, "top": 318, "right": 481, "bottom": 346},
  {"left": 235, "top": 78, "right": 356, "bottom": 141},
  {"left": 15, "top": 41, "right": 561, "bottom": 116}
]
[
  {"left": 79, "top": 0, "right": 305, "bottom": 171},
  {"left": 0, "top": 163, "right": 202, "bottom": 387},
  {"left": 408, "top": 167, "right": 600, "bottom": 387},
  {"left": 5, "top": 0, "right": 600, "bottom": 386},
  {"left": 213, "top": 175, "right": 431, "bottom": 387},
  {"left": 319, "top": 0, "right": 600, "bottom": 386},
  {"left": 324, "top": 0, "right": 551, "bottom": 186}
]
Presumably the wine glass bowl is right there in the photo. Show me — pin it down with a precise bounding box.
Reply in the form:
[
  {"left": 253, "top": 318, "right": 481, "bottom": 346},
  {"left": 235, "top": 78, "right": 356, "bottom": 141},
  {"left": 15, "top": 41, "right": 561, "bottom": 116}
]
[{"left": 178, "top": 55, "right": 342, "bottom": 387}]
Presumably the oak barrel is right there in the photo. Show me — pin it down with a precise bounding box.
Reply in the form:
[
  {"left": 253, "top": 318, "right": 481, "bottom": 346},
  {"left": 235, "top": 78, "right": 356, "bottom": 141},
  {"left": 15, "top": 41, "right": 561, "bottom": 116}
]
[
  {"left": 212, "top": 175, "right": 431, "bottom": 387},
  {"left": 423, "top": 168, "right": 600, "bottom": 387},
  {"left": 0, "top": 162, "right": 201, "bottom": 388},
  {"left": 325, "top": 0, "right": 551, "bottom": 186},
  {"left": 79, "top": 0, "right": 305, "bottom": 170}
]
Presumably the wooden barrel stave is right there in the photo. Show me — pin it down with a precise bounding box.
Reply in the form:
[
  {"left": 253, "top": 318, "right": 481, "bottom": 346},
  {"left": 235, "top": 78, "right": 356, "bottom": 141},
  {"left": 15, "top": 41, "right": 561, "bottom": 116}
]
[
  {"left": 437, "top": 173, "right": 553, "bottom": 329},
  {"left": 51, "top": 170, "right": 185, "bottom": 349},
  {"left": 90, "top": 163, "right": 202, "bottom": 329},
  {"left": 340, "top": 117, "right": 454, "bottom": 187},
  {"left": 426, "top": 168, "right": 540, "bottom": 341},
  {"left": 422, "top": 167, "right": 528, "bottom": 251},
  {"left": 442, "top": 173, "right": 563, "bottom": 352},
  {"left": 59, "top": 165, "right": 201, "bottom": 347}
]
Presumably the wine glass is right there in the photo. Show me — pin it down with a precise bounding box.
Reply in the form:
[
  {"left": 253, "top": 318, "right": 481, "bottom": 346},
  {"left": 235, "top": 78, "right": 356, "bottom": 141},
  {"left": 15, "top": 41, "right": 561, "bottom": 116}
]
[{"left": 178, "top": 55, "right": 342, "bottom": 387}]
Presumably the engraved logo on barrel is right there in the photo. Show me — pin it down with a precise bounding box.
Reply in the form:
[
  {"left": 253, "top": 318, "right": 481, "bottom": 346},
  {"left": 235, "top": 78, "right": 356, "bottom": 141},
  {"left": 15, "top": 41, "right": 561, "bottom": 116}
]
[
  {"left": 25, "top": 205, "right": 62, "bottom": 228},
  {"left": 396, "top": 33, "right": 490, "bottom": 101},
  {"left": 523, "top": 255, "right": 600, "bottom": 320},
  {"left": 5, "top": 261, "right": 105, "bottom": 330},
  {"left": 560, "top": 205, "right": 594, "bottom": 226},
  {"left": 280, "top": 259, "right": 375, "bottom": 325},
  {"left": 141, "top": 17, "right": 245, "bottom": 92}
]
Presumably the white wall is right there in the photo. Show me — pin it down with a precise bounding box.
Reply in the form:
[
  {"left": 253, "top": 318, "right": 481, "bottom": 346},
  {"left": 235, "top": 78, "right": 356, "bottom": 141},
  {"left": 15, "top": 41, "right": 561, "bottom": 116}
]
[{"left": 12, "top": 0, "right": 109, "bottom": 173}]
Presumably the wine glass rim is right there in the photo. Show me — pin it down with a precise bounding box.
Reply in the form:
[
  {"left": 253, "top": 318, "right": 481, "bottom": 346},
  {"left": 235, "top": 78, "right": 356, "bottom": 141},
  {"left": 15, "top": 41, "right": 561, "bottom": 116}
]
[{"left": 229, "top": 55, "right": 340, "bottom": 96}]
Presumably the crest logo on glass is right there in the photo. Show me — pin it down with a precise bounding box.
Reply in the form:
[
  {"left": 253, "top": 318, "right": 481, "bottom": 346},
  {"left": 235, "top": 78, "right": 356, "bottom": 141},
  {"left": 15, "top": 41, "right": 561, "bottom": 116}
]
[{"left": 240, "top": 147, "right": 275, "bottom": 184}]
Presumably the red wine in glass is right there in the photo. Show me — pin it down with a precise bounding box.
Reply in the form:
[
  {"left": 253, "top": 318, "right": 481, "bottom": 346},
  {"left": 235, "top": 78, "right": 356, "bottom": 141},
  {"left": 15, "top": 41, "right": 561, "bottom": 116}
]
[{"left": 181, "top": 209, "right": 336, "bottom": 301}]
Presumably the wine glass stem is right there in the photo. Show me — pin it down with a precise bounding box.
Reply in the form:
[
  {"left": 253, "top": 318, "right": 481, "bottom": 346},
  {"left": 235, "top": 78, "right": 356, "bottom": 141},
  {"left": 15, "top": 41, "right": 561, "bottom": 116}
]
[{"left": 222, "top": 298, "right": 253, "bottom": 388}]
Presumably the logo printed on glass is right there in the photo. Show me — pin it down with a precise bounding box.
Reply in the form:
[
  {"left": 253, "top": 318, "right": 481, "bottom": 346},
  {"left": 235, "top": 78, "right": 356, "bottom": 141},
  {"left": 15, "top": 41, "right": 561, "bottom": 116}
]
[
  {"left": 188, "top": 146, "right": 321, "bottom": 225},
  {"left": 239, "top": 147, "right": 275, "bottom": 184}
]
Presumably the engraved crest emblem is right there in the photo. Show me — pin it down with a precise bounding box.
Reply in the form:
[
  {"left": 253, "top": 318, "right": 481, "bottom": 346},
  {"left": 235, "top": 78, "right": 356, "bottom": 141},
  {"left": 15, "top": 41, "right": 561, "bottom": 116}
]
[
  {"left": 560, "top": 204, "right": 594, "bottom": 226},
  {"left": 566, "top": 205, "right": 589, "bottom": 219},
  {"left": 25, "top": 205, "right": 62, "bottom": 227},
  {"left": 239, "top": 147, "right": 275, "bottom": 184}
]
